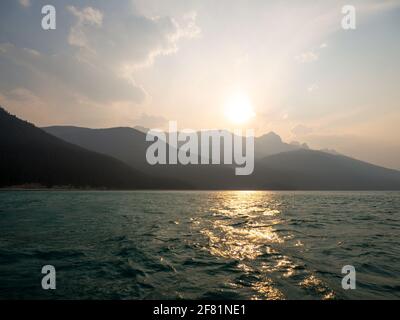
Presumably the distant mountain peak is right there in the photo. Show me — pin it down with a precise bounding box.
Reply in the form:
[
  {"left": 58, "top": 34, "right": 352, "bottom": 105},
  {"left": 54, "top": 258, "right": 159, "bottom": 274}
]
[{"left": 259, "top": 131, "right": 283, "bottom": 143}]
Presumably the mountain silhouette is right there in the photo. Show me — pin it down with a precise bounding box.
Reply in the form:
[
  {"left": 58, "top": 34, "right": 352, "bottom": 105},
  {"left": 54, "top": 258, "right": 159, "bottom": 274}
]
[
  {"left": 253, "top": 149, "right": 400, "bottom": 190},
  {"left": 44, "top": 126, "right": 150, "bottom": 170},
  {"left": 43, "top": 124, "right": 400, "bottom": 190},
  {"left": 43, "top": 127, "right": 307, "bottom": 165},
  {"left": 255, "top": 131, "right": 308, "bottom": 159},
  {"left": 0, "top": 107, "right": 186, "bottom": 189},
  {"left": 43, "top": 126, "right": 240, "bottom": 189}
]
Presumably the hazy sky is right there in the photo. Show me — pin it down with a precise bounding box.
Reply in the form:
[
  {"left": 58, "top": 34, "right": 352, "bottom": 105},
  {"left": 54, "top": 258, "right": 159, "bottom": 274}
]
[{"left": 1, "top": 0, "right": 400, "bottom": 169}]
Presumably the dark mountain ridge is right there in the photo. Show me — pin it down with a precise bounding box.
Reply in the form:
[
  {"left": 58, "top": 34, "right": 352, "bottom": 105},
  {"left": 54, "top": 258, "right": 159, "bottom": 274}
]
[{"left": 0, "top": 107, "right": 186, "bottom": 189}]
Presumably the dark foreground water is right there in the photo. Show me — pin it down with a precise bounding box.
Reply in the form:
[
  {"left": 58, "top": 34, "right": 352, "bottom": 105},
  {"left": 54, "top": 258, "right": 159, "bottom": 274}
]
[{"left": 0, "top": 191, "right": 399, "bottom": 300}]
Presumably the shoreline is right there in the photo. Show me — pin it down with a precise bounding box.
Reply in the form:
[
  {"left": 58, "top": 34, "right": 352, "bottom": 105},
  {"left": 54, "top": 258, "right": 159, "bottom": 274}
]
[{"left": 1, "top": 188, "right": 400, "bottom": 192}]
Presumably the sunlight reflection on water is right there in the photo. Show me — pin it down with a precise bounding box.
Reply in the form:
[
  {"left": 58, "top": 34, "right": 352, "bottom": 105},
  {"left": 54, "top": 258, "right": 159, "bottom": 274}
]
[{"left": 196, "top": 191, "right": 335, "bottom": 300}]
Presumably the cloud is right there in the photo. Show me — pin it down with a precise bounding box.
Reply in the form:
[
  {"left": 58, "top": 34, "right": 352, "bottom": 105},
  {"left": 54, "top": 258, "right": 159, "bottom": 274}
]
[
  {"left": 295, "top": 51, "right": 319, "bottom": 63},
  {"left": 0, "top": 87, "right": 50, "bottom": 125},
  {"left": 68, "top": 6, "right": 103, "bottom": 26},
  {"left": 295, "top": 42, "right": 328, "bottom": 64},
  {"left": 0, "top": 43, "right": 146, "bottom": 105},
  {"left": 68, "top": 6, "right": 104, "bottom": 49},
  {"left": 18, "top": 0, "right": 30, "bottom": 8},
  {"left": 0, "top": 1, "right": 201, "bottom": 126},
  {"left": 360, "top": 0, "right": 400, "bottom": 13},
  {"left": 2, "top": 87, "right": 37, "bottom": 101},
  {"left": 66, "top": 5, "right": 200, "bottom": 70}
]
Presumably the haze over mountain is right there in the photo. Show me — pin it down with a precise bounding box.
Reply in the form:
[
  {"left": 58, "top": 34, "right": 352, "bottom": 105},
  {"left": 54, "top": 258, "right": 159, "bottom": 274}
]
[
  {"left": 44, "top": 126, "right": 151, "bottom": 170},
  {"left": 254, "top": 150, "right": 400, "bottom": 190},
  {"left": 44, "top": 124, "right": 400, "bottom": 190},
  {"left": 1, "top": 105, "right": 399, "bottom": 191},
  {"left": 255, "top": 131, "right": 309, "bottom": 159},
  {"left": 43, "top": 126, "right": 309, "bottom": 163},
  {"left": 44, "top": 126, "right": 239, "bottom": 189}
]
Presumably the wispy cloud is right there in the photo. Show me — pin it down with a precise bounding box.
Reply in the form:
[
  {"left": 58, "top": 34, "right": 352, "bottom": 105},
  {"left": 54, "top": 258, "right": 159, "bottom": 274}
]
[
  {"left": 18, "top": 0, "right": 30, "bottom": 8},
  {"left": 307, "top": 84, "right": 319, "bottom": 93},
  {"left": 296, "top": 42, "right": 328, "bottom": 64},
  {"left": 295, "top": 51, "right": 319, "bottom": 63},
  {"left": 67, "top": 6, "right": 104, "bottom": 51}
]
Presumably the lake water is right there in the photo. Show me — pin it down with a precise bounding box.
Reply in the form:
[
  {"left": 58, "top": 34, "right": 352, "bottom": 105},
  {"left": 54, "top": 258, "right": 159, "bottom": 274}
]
[{"left": 0, "top": 191, "right": 399, "bottom": 300}]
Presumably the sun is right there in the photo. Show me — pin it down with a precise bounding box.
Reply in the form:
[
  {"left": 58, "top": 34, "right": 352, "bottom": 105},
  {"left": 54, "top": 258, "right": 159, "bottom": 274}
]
[{"left": 224, "top": 92, "right": 256, "bottom": 124}]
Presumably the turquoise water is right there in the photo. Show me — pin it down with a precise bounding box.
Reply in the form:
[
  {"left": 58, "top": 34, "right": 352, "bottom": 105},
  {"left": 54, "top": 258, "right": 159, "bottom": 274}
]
[{"left": 0, "top": 191, "right": 399, "bottom": 300}]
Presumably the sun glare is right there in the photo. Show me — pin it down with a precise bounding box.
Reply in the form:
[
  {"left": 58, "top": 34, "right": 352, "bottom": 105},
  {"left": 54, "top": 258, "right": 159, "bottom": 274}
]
[{"left": 225, "top": 93, "right": 256, "bottom": 124}]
